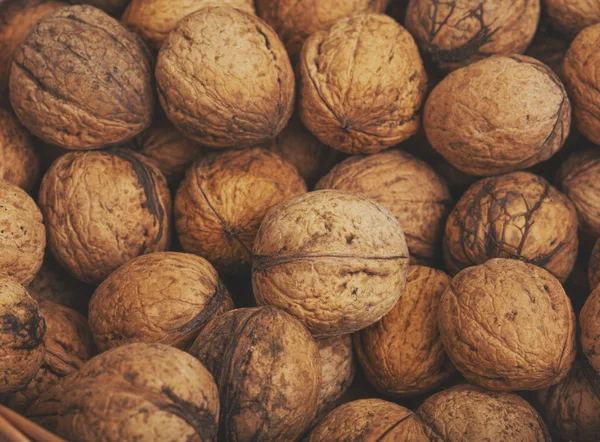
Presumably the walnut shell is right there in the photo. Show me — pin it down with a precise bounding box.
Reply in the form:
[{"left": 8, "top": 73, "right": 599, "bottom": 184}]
[
  {"left": 252, "top": 190, "right": 409, "bottom": 337},
  {"left": 316, "top": 149, "right": 452, "bottom": 265},
  {"left": 9, "top": 5, "right": 154, "bottom": 150},
  {"left": 189, "top": 306, "right": 321, "bottom": 442},
  {"left": 299, "top": 13, "right": 427, "bottom": 155},
  {"left": 175, "top": 148, "right": 306, "bottom": 274},
  {"left": 0, "top": 180, "right": 45, "bottom": 285},
  {"left": 439, "top": 258, "right": 576, "bottom": 391},
  {"left": 444, "top": 171, "right": 578, "bottom": 282},
  {"left": 405, "top": 0, "right": 540, "bottom": 72},
  {"left": 580, "top": 284, "right": 600, "bottom": 374},
  {"left": 28, "top": 343, "right": 219, "bottom": 442},
  {"left": 417, "top": 384, "right": 551, "bottom": 441},
  {"left": 590, "top": 238, "right": 600, "bottom": 290},
  {"left": 156, "top": 6, "right": 294, "bottom": 149},
  {"left": 424, "top": 55, "right": 571, "bottom": 176},
  {"left": 355, "top": 266, "right": 455, "bottom": 397},
  {"left": 0, "top": 277, "right": 45, "bottom": 395},
  {"left": 544, "top": 0, "right": 600, "bottom": 38},
  {"left": 67, "top": 0, "right": 130, "bottom": 16},
  {"left": 38, "top": 149, "right": 172, "bottom": 285}
]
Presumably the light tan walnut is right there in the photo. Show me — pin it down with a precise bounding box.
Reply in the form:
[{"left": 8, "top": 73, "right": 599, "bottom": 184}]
[{"left": 315, "top": 335, "right": 355, "bottom": 417}]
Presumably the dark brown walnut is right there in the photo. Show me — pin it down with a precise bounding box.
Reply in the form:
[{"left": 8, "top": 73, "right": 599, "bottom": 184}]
[
  {"left": 66, "top": 0, "right": 130, "bottom": 16},
  {"left": 89, "top": 252, "right": 233, "bottom": 351},
  {"left": 417, "top": 384, "right": 551, "bottom": 441},
  {"left": 439, "top": 258, "right": 576, "bottom": 391},
  {"left": 424, "top": 55, "right": 571, "bottom": 176},
  {"left": 355, "top": 266, "right": 455, "bottom": 397},
  {"left": 525, "top": 28, "right": 569, "bottom": 77},
  {"left": 9, "top": 5, "right": 154, "bottom": 150},
  {"left": 0, "top": 180, "right": 45, "bottom": 285},
  {"left": 590, "top": 238, "right": 600, "bottom": 290},
  {"left": 156, "top": 6, "right": 294, "bottom": 149},
  {"left": 0, "top": 277, "right": 45, "bottom": 395},
  {"left": 252, "top": 190, "right": 410, "bottom": 337},
  {"left": 299, "top": 13, "right": 427, "bottom": 155},
  {"left": 316, "top": 149, "right": 452, "bottom": 265},
  {"left": 544, "top": 0, "right": 600, "bottom": 38},
  {"left": 405, "top": 0, "right": 540, "bottom": 72},
  {"left": 580, "top": 283, "right": 600, "bottom": 374},
  {"left": 27, "top": 343, "right": 219, "bottom": 442},
  {"left": 189, "top": 306, "right": 321, "bottom": 442},
  {"left": 444, "top": 171, "right": 578, "bottom": 282},
  {"left": 175, "top": 148, "right": 306, "bottom": 274},
  {"left": 38, "top": 149, "right": 172, "bottom": 285}
]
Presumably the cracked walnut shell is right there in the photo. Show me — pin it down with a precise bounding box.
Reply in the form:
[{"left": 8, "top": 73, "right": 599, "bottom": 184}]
[{"left": 544, "top": 0, "right": 600, "bottom": 38}]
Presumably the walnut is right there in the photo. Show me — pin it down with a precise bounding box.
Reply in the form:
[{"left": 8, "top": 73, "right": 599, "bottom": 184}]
[
  {"left": 0, "top": 108, "right": 39, "bottom": 193},
  {"left": 316, "top": 149, "right": 452, "bottom": 265},
  {"left": 590, "top": 238, "right": 600, "bottom": 290},
  {"left": 439, "top": 258, "right": 576, "bottom": 391},
  {"left": 28, "top": 343, "right": 219, "bottom": 441},
  {"left": 444, "top": 171, "right": 578, "bottom": 282},
  {"left": 9, "top": 5, "right": 154, "bottom": 150},
  {"left": 38, "top": 149, "right": 172, "bottom": 285},
  {"left": 66, "top": 0, "right": 130, "bottom": 16},
  {"left": 156, "top": 6, "right": 294, "bottom": 149},
  {"left": 299, "top": 13, "right": 427, "bottom": 155},
  {"left": 405, "top": 0, "right": 540, "bottom": 72},
  {"left": 175, "top": 148, "right": 306, "bottom": 274},
  {"left": 424, "top": 55, "right": 571, "bottom": 176},
  {"left": 354, "top": 266, "right": 455, "bottom": 397},
  {"left": 252, "top": 190, "right": 410, "bottom": 337},
  {"left": 544, "top": 0, "right": 600, "bottom": 38},
  {"left": 0, "top": 276, "right": 45, "bottom": 395},
  {"left": 580, "top": 284, "right": 600, "bottom": 374},
  {"left": 189, "top": 306, "right": 321, "bottom": 441}
]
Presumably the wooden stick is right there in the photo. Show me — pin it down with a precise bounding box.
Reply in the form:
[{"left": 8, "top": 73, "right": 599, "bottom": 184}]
[
  {"left": 0, "top": 413, "right": 31, "bottom": 442},
  {"left": 0, "top": 406, "right": 64, "bottom": 442}
]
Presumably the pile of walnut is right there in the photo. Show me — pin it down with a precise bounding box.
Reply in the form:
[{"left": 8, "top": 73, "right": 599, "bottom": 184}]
[{"left": 2, "top": 0, "right": 600, "bottom": 441}]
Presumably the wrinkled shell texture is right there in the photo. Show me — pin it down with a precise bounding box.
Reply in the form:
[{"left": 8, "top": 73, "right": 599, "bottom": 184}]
[
  {"left": 89, "top": 252, "right": 232, "bottom": 351},
  {"left": 444, "top": 171, "right": 578, "bottom": 282},
  {"left": 38, "top": 149, "right": 172, "bottom": 285},
  {"left": 176, "top": 148, "right": 306, "bottom": 274},
  {"left": 9, "top": 5, "right": 154, "bottom": 150},
  {"left": 122, "top": 0, "right": 256, "bottom": 50},
  {"left": 315, "top": 335, "right": 355, "bottom": 417},
  {"left": 355, "top": 266, "right": 455, "bottom": 397},
  {"left": 156, "top": 6, "right": 295, "bottom": 149},
  {"left": 424, "top": 55, "right": 571, "bottom": 176},
  {"left": 28, "top": 343, "right": 220, "bottom": 442},
  {"left": 405, "top": 0, "right": 540, "bottom": 71},
  {"left": 252, "top": 190, "right": 409, "bottom": 337},
  {"left": 590, "top": 238, "right": 600, "bottom": 290},
  {"left": 439, "top": 259, "right": 576, "bottom": 391},
  {"left": 306, "top": 398, "right": 432, "bottom": 442},
  {"left": 545, "top": 0, "right": 600, "bottom": 37},
  {"left": 580, "top": 284, "right": 600, "bottom": 373},
  {"left": 189, "top": 307, "right": 321, "bottom": 442},
  {"left": 0, "top": 277, "right": 45, "bottom": 395},
  {"left": 67, "top": 0, "right": 130, "bottom": 16},
  {"left": 0, "top": 180, "right": 45, "bottom": 285},
  {"left": 316, "top": 149, "right": 452, "bottom": 265},
  {"left": 417, "top": 384, "right": 551, "bottom": 441},
  {"left": 299, "top": 13, "right": 427, "bottom": 155}
]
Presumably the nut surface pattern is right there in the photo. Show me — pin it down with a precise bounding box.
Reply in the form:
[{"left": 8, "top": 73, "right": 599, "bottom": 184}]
[
  {"left": 315, "top": 335, "right": 355, "bottom": 417},
  {"left": 544, "top": 0, "right": 600, "bottom": 37}
]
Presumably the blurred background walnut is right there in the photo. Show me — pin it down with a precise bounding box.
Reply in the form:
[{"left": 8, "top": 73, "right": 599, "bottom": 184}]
[
  {"left": 544, "top": 0, "right": 600, "bottom": 38},
  {"left": 66, "top": 0, "right": 130, "bottom": 16}
]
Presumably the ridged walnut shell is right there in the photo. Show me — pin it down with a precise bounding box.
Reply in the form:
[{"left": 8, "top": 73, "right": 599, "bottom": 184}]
[
  {"left": 439, "top": 259, "right": 576, "bottom": 391},
  {"left": 444, "top": 171, "right": 578, "bottom": 282},
  {"left": 316, "top": 149, "right": 452, "bottom": 265},
  {"left": 175, "top": 148, "right": 306, "bottom": 274},
  {"left": 189, "top": 306, "right": 321, "bottom": 442},
  {"left": 405, "top": 0, "right": 540, "bottom": 72},
  {"left": 544, "top": 0, "right": 600, "bottom": 38},
  {"left": 424, "top": 55, "right": 571, "bottom": 176},
  {"left": 252, "top": 190, "right": 410, "bottom": 337},
  {"left": 355, "top": 266, "right": 455, "bottom": 397},
  {"left": 38, "top": 149, "right": 172, "bottom": 285},
  {"left": 299, "top": 13, "right": 427, "bottom": 155},
  {"left": 590, "top": 238, "right": 600, "bottom": 290},
  {"left": 156, "top": 6, "right": 294, "bottom": 149},
  {"left": 580, "top": 284, "right": 600, "bottom": 374},
  {"left": 89, "top": 252, "right": 233, "bottom": 351}
]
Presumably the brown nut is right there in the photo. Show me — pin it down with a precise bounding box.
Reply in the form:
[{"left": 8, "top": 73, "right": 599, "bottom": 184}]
[
  {"left": 424, "top": 55, "right": 571, "bottom": 176},
  {"left": 544, "top": 0, "right": 600, "bottom": 38},
  {"left": 38, "top": 149, "right": 172, "bottom": 285},
  {"left": 175, "top": 148, "right": 306, "bottom": 274},
  {"left": 417, "top": 384, "right": 551, "bottom": 441},
  {"left": 0, "top": 276, "right": 46, "bottom": 395},
  {"left": 156, "top": 6, "right": 294, "bottom": 149},
  {"left": 189, "top": 306, "right": 321, "bottom": 442},
  {"left": 354, "top": 266, "right": 455, "bottom": 397},
  {"left": 299, "top": 13, "right": 427, "bottom": 155},
  {"left": 66, "top": 0, "right": 130, "bottom": 16},
  {"left": 252, "top": 190, "right": 410, "bottom": 337},
  {"left": 439, "top": 258, "right": 576, "bottom": 391},
  {"left": 316, "top": 149, "right": 452, "bottom": 265},
  {"left": 9, "top": 5, "right": 154, "bottom": 150},
  {"left": 580, "top": 284, "right": 600, "bottom": 374},
  {"left": 27, "top": 343, "right": 219, "bottom": 442},
  {"left": 405, "top": 0, "right": 540, "bottom": 72},
  {"left": 590, "top": 238, "right": 600, "bottom": 290},
  {"left": 444, "top": 171, "right": 578, "bottom": 282}
]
